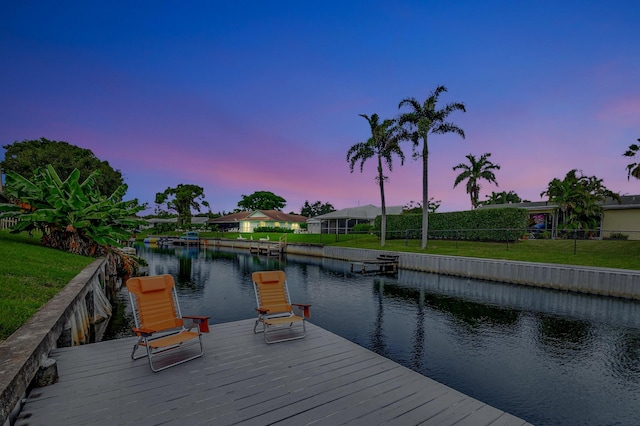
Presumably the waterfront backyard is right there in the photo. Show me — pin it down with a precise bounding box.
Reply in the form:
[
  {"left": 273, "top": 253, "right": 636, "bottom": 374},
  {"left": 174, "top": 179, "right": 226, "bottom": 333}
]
[
  {"left": 98, "top": 243, "right": 640, "bottom": 426},
  {"left": 3, "top": 231, "right": 640, "bottom": 425}
]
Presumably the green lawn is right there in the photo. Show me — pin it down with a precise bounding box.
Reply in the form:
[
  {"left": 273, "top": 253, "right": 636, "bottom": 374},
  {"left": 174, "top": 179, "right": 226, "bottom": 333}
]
[
  {"left": 2, "top": 229, "right": 640, "bottom": 341},
  {"left": 329, "top": 236, "right": 640, "bottom": 270},
  {"left": 0, "top": 231, "right": 94, "bottom": 341}
]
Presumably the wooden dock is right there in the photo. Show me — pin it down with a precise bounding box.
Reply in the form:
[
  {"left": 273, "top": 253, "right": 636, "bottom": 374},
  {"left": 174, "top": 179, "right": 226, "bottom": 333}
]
[
  {"left": 249, "top": 241, "right": 283, "bottom": 256},
  {"left": 15, "top": 319, "right": 531, "bottom": 426},
  {"left": 350, "top": 254, "right": 399, "bottom": 274}
]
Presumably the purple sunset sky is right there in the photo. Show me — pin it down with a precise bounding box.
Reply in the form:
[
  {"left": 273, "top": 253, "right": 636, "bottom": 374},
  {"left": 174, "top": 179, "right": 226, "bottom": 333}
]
[{"left": 1, "top": 1, "right": 639, "bottom": 215}]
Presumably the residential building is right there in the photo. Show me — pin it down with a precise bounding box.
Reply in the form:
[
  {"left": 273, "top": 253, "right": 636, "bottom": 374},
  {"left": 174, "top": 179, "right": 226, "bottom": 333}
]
[
  {"left": 208, "top": 210, "right": 307, "bottom": 233},
  {"left": 478, "top": 195, "right": 640, "bottom": 240},
  {"left": 308, "top": 204, "right": 403, "bottom": 234}
]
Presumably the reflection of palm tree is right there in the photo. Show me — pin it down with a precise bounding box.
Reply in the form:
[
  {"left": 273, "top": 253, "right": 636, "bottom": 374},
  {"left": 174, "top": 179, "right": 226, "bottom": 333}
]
[
  {"left": 370, "top": 279, "right": 388, "bottom": 356},
  {"left": 614, "top": 331, "right": 640, "bottom": 374},
  {"left": 535, "top": 314, "right": 592, "bottom": 357},
  {"left": 411, "top": 288, "right": 425, "bottom": 370},
  {"left": 452, "top": 153, "right": 501, "bottom": 209}
]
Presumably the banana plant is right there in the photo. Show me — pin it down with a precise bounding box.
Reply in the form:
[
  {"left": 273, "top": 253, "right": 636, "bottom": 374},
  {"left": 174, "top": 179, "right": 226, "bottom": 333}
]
[{"left": 0, "top": 165, "right": 144, "bottom": 257}]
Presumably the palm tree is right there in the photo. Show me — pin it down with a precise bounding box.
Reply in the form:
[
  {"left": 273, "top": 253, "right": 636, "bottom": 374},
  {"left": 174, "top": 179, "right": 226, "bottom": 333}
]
[
  {"left": 541, "top": 170, "right": 581, "bottom": 235},
  {"left": 347, "top": 113, "right": 404, "bottom": 246},
  {"left": 623, "top": 138, "right": 640, "bottom": 180},
  {"left": 452, "top": 152, "right": 501, "bottom": 209},
  {"left": 541, "top": 169, "right": 620, "bottom": 236},
  {"left": 398, "top": 85, "right": 466, "bottom": 249}
]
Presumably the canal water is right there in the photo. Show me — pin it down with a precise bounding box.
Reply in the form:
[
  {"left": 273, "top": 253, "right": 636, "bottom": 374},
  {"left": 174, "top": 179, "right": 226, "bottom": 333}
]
[{"left": 104, "top": 244, "right": 640, "bottom": 426}]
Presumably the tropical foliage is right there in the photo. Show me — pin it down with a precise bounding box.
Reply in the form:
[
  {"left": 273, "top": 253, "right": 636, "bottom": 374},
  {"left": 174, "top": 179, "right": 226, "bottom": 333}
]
[
  {"left": 300, "top": 200, "right": 335, "bottom": 217},
  {"left": 623, "top": 138, "right": 640, "bottom": 181},
  {"left": 452, "top": 152, "right": 501, "bottom": 209},
  {"left": 479, "top": 190, "right": 527, "bottom": 206},
  {"left": 155, "top": 184, "right": 209, "bottom": 227},
  {"left": 1, "top": 138, "right": 124, "bottom": 196},
  {"left": 347, "top": 113, "right": 405, "bottom": 246},
  {"left": 402, "top": 198, "right": 441, "bottom": 213},
  {"left": 0, "top": 166, "right": 144, "bottom": 275},
  {"left": 237, "top": 191, "right": 286, "bottom": 211},
  {"left": 540, "top": 169, "right": 620, "bottom": 232},
  {"left": 398, "top": 85, "right": 466, "bottom": 249}
]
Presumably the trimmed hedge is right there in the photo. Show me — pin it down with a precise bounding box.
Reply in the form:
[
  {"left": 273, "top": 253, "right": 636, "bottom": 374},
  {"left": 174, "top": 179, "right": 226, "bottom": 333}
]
[
  {"left": 376, "top": 208, "right": 529, "bottom": 241},
  {"left": 254, "top": 226, "right": 295, "bottom": 233}
]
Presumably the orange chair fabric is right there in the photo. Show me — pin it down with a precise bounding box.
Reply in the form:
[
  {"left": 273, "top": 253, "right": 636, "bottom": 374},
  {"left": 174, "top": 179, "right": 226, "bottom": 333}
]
[{"left": 126, "top": 274, "right": 209, "bottom": 372}]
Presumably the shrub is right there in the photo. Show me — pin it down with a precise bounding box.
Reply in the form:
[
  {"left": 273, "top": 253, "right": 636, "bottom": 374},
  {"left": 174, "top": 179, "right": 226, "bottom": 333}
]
[
  {"left": 607, "top": 232, "right": 629, "bottom": 240},
  {"left": 253, "top": 226, "right": 294, "bottom": 233},
  {"left": 379, "top": 207, "right": 529, "bottom": 242},
  {"left": 352, "top": 223, "right": 374, "bottom": 233}
]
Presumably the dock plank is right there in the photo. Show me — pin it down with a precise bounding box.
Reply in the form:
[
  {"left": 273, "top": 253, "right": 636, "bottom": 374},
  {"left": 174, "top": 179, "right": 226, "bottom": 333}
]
[{"left": 16, "top": 319, "right": 532, "bottom": 426}]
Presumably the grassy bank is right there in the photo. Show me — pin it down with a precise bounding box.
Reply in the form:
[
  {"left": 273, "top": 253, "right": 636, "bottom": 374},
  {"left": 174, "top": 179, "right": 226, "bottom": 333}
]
[
  {"left": 329, "top": 235, "right": 640, "bottom": 270},
  {"left": 0, "top": 231, "right": 93, "bottom": 341}
]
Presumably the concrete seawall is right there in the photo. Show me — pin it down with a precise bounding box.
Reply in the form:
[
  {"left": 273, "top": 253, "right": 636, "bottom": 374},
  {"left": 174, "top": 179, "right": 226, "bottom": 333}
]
[
  {"left": 277, "top": 243, "right": 640, "bottom": 300},
  {"left": 0, "top": 258, "right": 110, "bottom": 426},
  {"left": 205, "top": 239, "right": 640, "bottom": 299}
]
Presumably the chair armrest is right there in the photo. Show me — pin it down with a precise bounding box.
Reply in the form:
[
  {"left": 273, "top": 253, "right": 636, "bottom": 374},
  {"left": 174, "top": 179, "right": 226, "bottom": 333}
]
[
  {"left": 256, "top": 307, "right": 270, "bottom": 314},
  {"left": 133, "top": 327, "right": 155, "bottom": 337},
  {"left": 183, "top": 315, "right": 211, "bottom": 333},
  {"left": 183, "top": 315, "right": 210, "bottom": 321},
  {"left": 292, "top": 303, "right": 311, "bottom": 319}
]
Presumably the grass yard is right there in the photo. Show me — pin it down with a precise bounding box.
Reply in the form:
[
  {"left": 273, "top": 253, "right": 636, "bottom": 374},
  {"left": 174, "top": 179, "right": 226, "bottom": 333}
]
[
  {"left": 330, "top": 236, "right": 640, "bottom": 270},
  {"left": 0, "top": 231, "right": 94, "bottom": 341}
]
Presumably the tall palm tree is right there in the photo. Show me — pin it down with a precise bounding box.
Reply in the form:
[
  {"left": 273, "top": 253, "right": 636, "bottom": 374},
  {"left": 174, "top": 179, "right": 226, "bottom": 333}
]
[
  {"left": 347, "top": 113, "right": 404, "bottom": 246},
  {"left": 452, "top": 152, "right": 501, "bottom": 209},
  {"left": 398, "top": 85, "right": 466, "bottom": 249},
  {"left": 623, "top": 138, "right": 640, "bottom": 180}
]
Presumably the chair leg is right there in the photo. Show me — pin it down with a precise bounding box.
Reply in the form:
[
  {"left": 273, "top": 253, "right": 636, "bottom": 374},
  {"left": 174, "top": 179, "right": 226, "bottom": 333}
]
[
  {"left": 263, "top": 319, "right": 306, "bottom": 344},
  {"left": 147, "top": 335, "right": 206, "bottom": 373},
  {"left": 131, "top": 337, "right": 147, "bottom": 360}
]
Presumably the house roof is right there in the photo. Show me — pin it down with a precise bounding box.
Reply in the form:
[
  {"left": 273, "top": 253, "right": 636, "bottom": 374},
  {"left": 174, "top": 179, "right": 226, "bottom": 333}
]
[
  {"left": 477, "top": 195, "right": 640, "bottom": 212},
  {"left": 313, "top": 204, "right": 404, "bottom": 220},
  {"left": 208, "top": 210, "right": 307, "bottom": 224},
  {"left": 477, "top": 201, "right": 556, "bottom": 211}
]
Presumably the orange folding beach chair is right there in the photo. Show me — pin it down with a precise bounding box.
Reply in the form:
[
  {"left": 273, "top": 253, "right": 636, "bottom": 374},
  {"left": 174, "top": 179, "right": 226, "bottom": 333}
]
[
  {"left": 126, "top": 274, "right": 210, "bottom": 372},
  {"left": 252, "top": 270, "right": 311, "bottom": 344}
]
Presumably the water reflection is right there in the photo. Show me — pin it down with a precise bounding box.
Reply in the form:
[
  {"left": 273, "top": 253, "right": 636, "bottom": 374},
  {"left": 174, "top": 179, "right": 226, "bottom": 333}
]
[
  {"left": 536, "top": 315, "right": 593, "bottom": 356},
  {"left": 104, "top": 244, "right": 640, "bottom": 426}
]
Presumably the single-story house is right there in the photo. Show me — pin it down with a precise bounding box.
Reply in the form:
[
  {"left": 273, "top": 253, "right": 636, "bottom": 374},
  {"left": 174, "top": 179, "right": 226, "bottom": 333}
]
[
  {"left": 307, "top": 204, "right": 404, "bottom": 234},
  {"left": 208, "top": 210, "right": 307, "bottom": 233},
  {"left": 478, "top": 195, "right": 640, "bottom": 240}
]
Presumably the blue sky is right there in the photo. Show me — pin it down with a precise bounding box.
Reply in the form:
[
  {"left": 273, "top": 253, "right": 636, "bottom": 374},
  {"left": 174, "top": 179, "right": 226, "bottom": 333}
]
[{"left": 1, "top": 1, "right": 638, "bottom": 214}]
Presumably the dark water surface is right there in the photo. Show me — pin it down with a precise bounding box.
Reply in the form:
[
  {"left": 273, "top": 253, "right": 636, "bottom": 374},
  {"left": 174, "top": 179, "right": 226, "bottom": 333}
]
[{"left": 104, "top": 244, "right": 640, "bottom": 426}]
